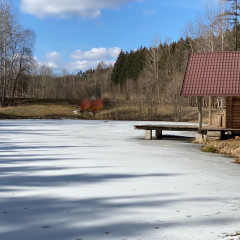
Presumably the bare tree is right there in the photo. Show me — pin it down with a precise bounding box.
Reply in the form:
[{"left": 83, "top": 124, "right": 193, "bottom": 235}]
[
  {"left": 198, "top": 6, "right": 219, "bottom": 52},
  {"left": 218, "top": 0, "right": 228, "bottom": 51},
  {"left": 39, "top": 64, "right": 53, "bottom": 99},
  {"left": 183, "top": 2, "right": 229, "bottom": 53},
  {"left": 165, "top": 71, "right": 188, "bottom": 121},
  {"left": 0, "top": 0, "right": 35, "bottom": 106},
  {"left": 0, "top": 0, "right": 17, "bottom": 106},
  {"left": 9, "top": 29, "right": 36, "bottom": 101},
  {"left": 183, "top": 20, "right": 202, "bottom": 52},
  {"left": 144, "top": 41, "right": 163, "bottom": 105}
]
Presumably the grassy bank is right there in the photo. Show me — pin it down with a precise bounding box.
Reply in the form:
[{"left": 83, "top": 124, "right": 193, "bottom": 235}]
[
  {"left": 201, "top": 139, "right": 240, "bottom": 164},
  {"left": 0, "top": 98, "right": 225, "bottom": 122},
  {"left": 0, "top": 99, "right": 80, "bottom": 119}
]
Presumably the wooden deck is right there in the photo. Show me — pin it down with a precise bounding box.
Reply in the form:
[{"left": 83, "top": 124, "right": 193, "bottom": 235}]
[
  {"left": 134, "top": 124, "right": 240, "bottom": 140},
  {"left": 134, "top": 124, "right": 199, "bottom": 140},
  {"left": 134, "top": 124, "right": 199, "bottom": 131}
]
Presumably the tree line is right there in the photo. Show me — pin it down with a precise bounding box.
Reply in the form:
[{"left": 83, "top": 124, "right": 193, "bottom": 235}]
[
  {"left": 1, "top": 0, "right": 240, "bottom": 120},
  {"left": 0, "top": 0, "right": 35, "bottom": 107}
]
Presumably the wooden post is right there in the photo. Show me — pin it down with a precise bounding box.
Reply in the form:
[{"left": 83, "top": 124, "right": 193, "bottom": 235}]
[
  {"left": 209, "top": 96, "right": 212, "bottom": 126},
  {"left": 156, "top": 130, "right": 162, "bottom": 139},
  {"left": 197, "top": 97, "right": 203, "bottom": 129}
]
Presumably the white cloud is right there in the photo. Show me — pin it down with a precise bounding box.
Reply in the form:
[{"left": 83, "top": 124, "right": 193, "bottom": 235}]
[
  {"left": 21, "top": 0, "right": 140, "bottom": 18},
  {"left": 70, "top": 47, "right": 121, "bottom": 61},
  {"left": 66, "top": 59, "right": 116, "bottom": 72},
  {"left": 41, "top": 47, "right": 121, "bottom": 71},
  {"left": 43, "top": 51, "right": 64, "bottom": 69},
  {"left": 46, "top": 51, "right": 62, "bottom": 63}
]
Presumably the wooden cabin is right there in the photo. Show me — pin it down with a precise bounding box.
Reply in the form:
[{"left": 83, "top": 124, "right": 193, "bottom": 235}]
[{"left": 181, "top": 52, "right": 240, "bottom": 129}]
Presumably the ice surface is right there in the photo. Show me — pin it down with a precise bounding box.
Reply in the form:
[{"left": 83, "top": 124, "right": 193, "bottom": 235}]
[{"left": 0, "top": 120, "right": 239, "bottom": 240}]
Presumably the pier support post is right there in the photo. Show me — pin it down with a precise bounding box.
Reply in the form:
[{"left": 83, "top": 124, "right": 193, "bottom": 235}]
[
  {"left": 145, "top": 130, "right": 152, "bottom": 140},
  {"left": 156, "top": 130, "right": 162, "bottom": 139}
]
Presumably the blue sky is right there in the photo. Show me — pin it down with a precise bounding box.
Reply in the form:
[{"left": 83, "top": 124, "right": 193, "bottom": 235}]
[{"left": 13, "top": 0, "right": 217, "bottom": 72}]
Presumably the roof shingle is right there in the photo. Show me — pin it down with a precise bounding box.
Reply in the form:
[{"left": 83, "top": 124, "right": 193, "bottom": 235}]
[{"left": 181, "top": 52, "right": 240, "bottom": 96}]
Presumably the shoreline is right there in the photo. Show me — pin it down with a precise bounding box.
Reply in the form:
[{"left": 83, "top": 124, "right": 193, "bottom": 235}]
[{"left": 201, "top": 139, "right": 240, "bottom": 164}]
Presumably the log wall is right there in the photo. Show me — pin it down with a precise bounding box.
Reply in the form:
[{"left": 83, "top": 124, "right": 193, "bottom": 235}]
[{"left": 226, "top": 97, "right": 240, "bottom": 128}]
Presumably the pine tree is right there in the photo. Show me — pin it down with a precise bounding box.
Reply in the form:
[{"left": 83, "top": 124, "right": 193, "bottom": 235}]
[
  {"left": 111, "top": 48, "right": 147, "bottom": 85},
  {"left": 111, "top": 50, "right": 125, "bottom": 85},
  {"left": 225, "top": 0, "right": 240, "bottom": 50}
]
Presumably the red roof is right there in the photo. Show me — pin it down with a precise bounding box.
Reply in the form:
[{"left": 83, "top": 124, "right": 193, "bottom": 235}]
[{"left": 181, "top": 52, "right": 240, "bottom": 96}]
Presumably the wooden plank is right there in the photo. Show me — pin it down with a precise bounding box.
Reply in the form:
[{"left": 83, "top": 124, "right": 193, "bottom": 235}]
[
  {"left": 207, "top": 130, "right": 221, "bottom": 135},
  {"left": 134, "top": 125, "right": 199, "bottom": 131},
  {"left": 135, "top": 124, "right": 240, "bottom": 132},
  {"left": 206, "top": 130, "right": 221, "bottom": 141}
]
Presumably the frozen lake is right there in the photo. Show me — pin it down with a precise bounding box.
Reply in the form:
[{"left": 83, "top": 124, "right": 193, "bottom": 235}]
[{"left": 0, "top": 120, "right": 240, "bottom": 240}]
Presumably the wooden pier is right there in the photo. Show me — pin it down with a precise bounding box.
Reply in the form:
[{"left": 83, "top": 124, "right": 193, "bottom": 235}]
[{"left": 134, "top": 124, "right": 240, "bottom": 141}]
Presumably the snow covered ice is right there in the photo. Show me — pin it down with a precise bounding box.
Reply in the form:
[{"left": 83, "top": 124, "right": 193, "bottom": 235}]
[{"left": 0, "top": 120, "right": 240, "bottom": 240}]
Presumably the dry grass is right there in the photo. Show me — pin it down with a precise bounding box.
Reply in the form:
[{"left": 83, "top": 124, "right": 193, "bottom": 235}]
[
  {"left": 1, "top": 100, "right": 199, "bottom": 121},
  {"left": 96, "top": 104, "right": 226, "bottom": 122},
  {"left": 0, "top": 100, "right": 79, "bottom": 119},
  {"left": 0, "top": 98, "right": 227, "bottom": 123},
  {"left": 96, "top": 104, "right": 200, "bottom": 121},
  {"left": 202, "top": 139, "right": 240, "bottom": 164}
]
